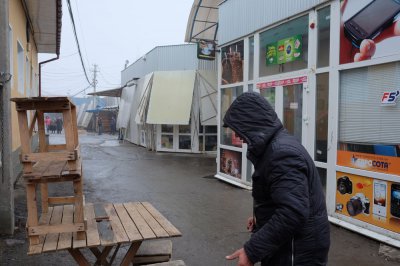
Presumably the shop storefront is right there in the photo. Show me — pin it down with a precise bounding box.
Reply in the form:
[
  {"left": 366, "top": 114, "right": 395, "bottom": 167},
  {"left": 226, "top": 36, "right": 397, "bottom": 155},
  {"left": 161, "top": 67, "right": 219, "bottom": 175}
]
[{"left": 215, "top": 0, "right": 400, "bottom": 246}]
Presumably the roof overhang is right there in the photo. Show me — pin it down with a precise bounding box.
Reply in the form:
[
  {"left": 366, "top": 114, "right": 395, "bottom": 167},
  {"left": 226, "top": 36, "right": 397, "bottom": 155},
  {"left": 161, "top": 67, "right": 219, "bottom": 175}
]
[
  {"left": 87, "top": 87, "right": 123, "bottom": 98},
  {"left": 184, "top": 0, "right": 222, "bottom": 43},
  {"left": 23, "top": 0, "right": 62, "bottom": 54}
]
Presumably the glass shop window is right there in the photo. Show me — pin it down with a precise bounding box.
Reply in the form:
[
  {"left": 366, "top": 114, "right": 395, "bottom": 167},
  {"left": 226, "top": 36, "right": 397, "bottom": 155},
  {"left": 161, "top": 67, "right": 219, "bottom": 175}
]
[
  {"left": 259, "top": 15, "right": 309, "bottom": 77},
  {"left": 317, "top": 6, "right": 331, "bottom": 68},
  {"left": 221, "top": 86, "right": 243, "bottom": 146},
  {"left": 315, "top": 73, "right": 329, "bottom": 163},
  {"left": 249, "top": 36, "right": 254, "bottom": 80}
]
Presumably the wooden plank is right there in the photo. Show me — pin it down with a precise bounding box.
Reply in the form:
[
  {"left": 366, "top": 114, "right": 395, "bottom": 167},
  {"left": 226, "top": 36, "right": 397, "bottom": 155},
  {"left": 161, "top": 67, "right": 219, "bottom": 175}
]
[
  {"left": 63, "top": 108, "right": 77, "bottom": 170},
  {"left": 120, "top": 242, "right": 142, "bottom": 266},
  {"left": 40, "top": 183, "right": 49, "bottom": 213},
  {"left": 28, "top": 111, "right": 38, "bottom": 138},
  {"left": 37, "top": 111, "right": 47, "bottom": 152},
  {"left": 28, "top": 222, "right": 85, "bottom": 236},
  {"left": 47, "top": 144, "right": 67, "bottom": 151},
  {"left": 94, "top": 203, "right": 109, "bottom": 221},
  {"left": 43, "top": 161, "right": 67, "bottom": 177},
  {"left": 123, "top": 202, "right": 156, "bottom": 239},
  {"left": 134, "top": 202, "right": 169, "bottom": 238},
  {"left": 26, "top": 161, "right": 52, "bottom": 178},
  {"left": 13, "top": 101, "right": 71, "bottom": 112},
  {"left": 84, "top": 204, "right": 101, "bottom": 247},
  {"left": 73, "top": 179, "right": 85, "bottom": 241},
  {"left": 71, "top": 105, "right": 79, "bottom": 146},
  {"left": 42, "top": 205, "right": 63, "bottom": 252},
  {"left": 142, "top": 202, "right": 182, "bottom": 237},
  {"left": 26, "top": 183, "right": 39, "bottom": 245},
  {"left": 28, "top": 207, "right": 54, "bottom": 255},
  {"left": 48, "top": 196, "right": 76, "bottom": 205},
  {"left": 57, "top": 205, "right": 74, "bottom": 250},
  {"left": 93, "top": 204, "right": 115, "bottom": 246},
  {"left": 104, "top": 203, "right": 129, "bottom": 243},
  {"left": 17, "top": 110, "right": 33, "bottom": 173},
  {"left": 21, "top": 152, "right": 76, "bottom": 163},
  {"left": 68, "top": 249, "right": 91, "bottom": 266},
  {"left": 114, "top": 203, "right": 143, "bottom": 242}
]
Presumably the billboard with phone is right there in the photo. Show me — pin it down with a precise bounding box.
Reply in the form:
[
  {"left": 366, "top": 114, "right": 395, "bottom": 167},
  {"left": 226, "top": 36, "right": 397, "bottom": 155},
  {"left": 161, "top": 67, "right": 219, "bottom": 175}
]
[
  {"left": 336, "top": 172, "right": 400, "bottom": 233},
  {"left": 340, "top": 0, "right": 400, "bottom": 64}
]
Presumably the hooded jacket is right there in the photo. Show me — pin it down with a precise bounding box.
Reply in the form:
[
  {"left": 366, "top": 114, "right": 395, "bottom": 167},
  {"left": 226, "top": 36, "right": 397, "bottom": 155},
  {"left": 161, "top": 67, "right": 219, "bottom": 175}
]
[{"left": 223, "top": 92, "right": 330, "bottom": 266}]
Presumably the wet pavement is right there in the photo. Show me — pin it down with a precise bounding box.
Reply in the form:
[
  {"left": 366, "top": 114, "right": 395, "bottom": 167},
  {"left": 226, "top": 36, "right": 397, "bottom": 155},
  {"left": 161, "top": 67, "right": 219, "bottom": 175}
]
[{"left": 1, "top": 132, "right": 399, "bottom": 265}]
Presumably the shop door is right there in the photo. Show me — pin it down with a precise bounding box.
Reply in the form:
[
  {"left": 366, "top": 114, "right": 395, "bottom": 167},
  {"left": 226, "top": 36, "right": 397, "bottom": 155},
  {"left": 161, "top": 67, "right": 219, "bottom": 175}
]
[{"left": 258, "top": 76, "right": 309, "bottom": 149}]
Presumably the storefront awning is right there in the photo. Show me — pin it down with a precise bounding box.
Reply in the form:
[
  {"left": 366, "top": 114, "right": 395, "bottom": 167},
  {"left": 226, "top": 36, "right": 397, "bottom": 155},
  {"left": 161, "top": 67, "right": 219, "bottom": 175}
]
[
  {"left": 87, "top": 87, "right": 122, "bottom": 97},
  {"left": 185, "top": 0, "right": 222, "bottom": 43},
  {"left": 146, "top": 71, "right": 196, "bottom": 125}
]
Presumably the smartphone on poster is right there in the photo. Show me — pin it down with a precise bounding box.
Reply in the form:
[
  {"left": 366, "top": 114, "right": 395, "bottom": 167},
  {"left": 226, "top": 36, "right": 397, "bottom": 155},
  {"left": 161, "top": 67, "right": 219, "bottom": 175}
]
[
  {"left": 391, "top": 183, "right": 400, "bottom": 218},
  {"left": 344, "top": 0, "right": 400, "bottom": 47},
  {"left": 373, "top": 180, "right": 387, "bottom": 217}
]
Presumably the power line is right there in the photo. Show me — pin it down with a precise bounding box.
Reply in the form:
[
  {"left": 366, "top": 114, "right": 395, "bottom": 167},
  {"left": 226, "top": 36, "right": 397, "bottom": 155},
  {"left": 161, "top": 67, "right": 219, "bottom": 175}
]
[{"left": 66, "top": 0, "right": 92, "bottom": 85}]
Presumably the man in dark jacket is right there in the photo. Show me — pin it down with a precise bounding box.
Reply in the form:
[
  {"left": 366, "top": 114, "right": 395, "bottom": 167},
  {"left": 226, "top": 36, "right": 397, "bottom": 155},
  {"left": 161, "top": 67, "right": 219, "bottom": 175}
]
[{"left": 224, "top": 92, "right": 330, "bottom": 266}]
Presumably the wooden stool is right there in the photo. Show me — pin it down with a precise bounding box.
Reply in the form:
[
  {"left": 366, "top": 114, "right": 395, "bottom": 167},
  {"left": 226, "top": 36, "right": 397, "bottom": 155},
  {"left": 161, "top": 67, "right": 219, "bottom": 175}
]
[{"left": 11, "top": 97, "right": 85, "bottom": 245}]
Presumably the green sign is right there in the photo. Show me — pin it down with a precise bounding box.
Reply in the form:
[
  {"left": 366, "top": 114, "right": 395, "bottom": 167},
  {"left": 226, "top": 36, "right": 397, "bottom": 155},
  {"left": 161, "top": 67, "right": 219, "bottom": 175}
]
[{"left": 266, "top": 35, "right": 302, "bottom": 65}]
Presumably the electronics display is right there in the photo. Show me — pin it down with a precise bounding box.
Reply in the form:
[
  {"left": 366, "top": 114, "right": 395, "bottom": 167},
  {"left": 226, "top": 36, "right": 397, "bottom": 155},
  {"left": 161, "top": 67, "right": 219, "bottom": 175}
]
[
  {"left": 373, "top": 180, "right": 387, "bottom": 217},
  {"left": 391, "top": 184, "right": 400, "bottom": 218},
  {"left": 337, "top": 176, "right": 353, "bottom": 195}
]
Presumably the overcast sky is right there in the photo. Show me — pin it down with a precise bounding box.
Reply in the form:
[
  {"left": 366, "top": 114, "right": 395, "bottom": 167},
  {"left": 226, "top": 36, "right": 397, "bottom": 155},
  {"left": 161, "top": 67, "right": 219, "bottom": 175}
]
[{"left": 39, "top": 0, "right": 193, "bottom": 97}]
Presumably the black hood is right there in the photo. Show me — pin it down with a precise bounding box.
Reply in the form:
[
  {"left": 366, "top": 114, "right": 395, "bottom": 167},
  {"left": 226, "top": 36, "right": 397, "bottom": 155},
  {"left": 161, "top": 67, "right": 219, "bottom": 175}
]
[{"left": 223, "top": 92, "right": 283, "bottom": 163}]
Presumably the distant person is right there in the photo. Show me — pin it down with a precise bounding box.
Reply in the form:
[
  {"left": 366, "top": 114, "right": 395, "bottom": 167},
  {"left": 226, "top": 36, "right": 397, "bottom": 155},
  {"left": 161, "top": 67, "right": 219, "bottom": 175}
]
[
  {"left": 45, "top": 116, "right": 51, "bottom": 134},
  {"left": 50, "top": 119, "right": 56, "bottom": 134},
  {"left": 98, "top": 116, "right": 103, "bottom": 135},
  {"left": 56, "top": 116, "right": 63, "bottom": 134},
  {"left": 110, "top": 116, "right": 116, "bottom": 135},
  {"left": 224, "top": 92, "right": 330, "bottom": 266}
]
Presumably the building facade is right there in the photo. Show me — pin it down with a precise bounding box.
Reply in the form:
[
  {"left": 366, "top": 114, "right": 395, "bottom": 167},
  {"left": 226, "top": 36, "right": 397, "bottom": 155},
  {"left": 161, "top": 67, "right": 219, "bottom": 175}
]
[
  {"left": 213, "top": 0, "right": 400, "bottom": 247},
  {"left": 0, "top": 0, "right": 61, "bottom": 234}
]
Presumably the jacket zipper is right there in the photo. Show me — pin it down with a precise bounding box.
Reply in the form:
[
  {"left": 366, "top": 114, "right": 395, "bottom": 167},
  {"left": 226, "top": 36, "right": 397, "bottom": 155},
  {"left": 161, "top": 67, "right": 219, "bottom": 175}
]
[{"left": 291, "top": 237, "right": 294, "bottom": 266}]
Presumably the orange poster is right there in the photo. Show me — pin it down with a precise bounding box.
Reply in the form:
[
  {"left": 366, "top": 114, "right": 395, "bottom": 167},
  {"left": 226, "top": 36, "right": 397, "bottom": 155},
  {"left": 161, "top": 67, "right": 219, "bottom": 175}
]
[
  {"left": 337, "top": 151, "right": 400, "bottom": 176},
  {"left": 336, "top": 172, "right": 400, "bottom": 234}
]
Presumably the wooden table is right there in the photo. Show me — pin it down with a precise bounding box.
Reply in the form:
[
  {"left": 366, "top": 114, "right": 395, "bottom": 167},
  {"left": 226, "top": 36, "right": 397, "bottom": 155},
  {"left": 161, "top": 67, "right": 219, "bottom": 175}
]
[{"left": 28, "top": 202, "right": 182, "bottom": 266}]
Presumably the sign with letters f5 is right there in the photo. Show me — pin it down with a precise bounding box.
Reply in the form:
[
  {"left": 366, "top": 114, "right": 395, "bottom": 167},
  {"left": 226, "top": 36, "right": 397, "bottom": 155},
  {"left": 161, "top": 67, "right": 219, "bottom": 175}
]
[{"left": 381, "top": 90, "right": 400, "bottom": 105}]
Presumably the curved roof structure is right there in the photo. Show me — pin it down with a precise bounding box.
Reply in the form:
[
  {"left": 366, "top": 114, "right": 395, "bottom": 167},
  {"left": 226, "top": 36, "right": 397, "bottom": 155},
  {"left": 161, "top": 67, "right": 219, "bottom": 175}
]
[{"left": 184, "top": 0, "right": 223, "bottom": 43}]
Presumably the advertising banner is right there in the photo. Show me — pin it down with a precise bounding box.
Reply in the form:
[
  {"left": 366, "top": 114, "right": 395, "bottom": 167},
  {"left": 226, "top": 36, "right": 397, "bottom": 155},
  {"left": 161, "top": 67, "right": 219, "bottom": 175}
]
[
  {"left": 266, "top": 35, "right": 302, "bottom": 65},
  {"left": 221, "top": 41, "right": 244, "bottom": 85},
  {"left": 337, "top": 150, "right": 400, "bottom": 176},
  {"left": 197, "top": 40, "right": 216, "bottom": 61},
  {"left": 220, "top": 148, "right": 242, "bottom": 179},
  {"left": 340, "top": 0, "right": 400, "bottom": 64},
  {"left": 336, "top": 172, "right": 400, "bottom": 233}
]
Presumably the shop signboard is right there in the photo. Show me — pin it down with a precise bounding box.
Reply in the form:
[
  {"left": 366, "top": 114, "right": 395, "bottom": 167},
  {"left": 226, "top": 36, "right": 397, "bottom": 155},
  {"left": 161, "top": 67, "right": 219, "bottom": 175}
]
[
  {"left": 336, "top": 172, "right": 400, "bottom": 233},
  {"left": 221, "top": 41, "right": 244, "bottom": 85},
  {"left": 257, "top": 76, "right": 307, "bottom": 89},
  {"left": 381, "top": 90, "right": 400, "bottom": 105},
  {"left": 340, "top": 0, "right": 400, "bottom": 64},
  {"left": 220, "top": 148, "right": 242, "bottom": 179},
  {"left": 197, "top": 40, "right": 216, "bottom": 61},
  {"left": 337, "top": 150, "right": 400, "bottom": 176},
  {"left": 266, "top": 35, "right": 302, "bottom": 65}
]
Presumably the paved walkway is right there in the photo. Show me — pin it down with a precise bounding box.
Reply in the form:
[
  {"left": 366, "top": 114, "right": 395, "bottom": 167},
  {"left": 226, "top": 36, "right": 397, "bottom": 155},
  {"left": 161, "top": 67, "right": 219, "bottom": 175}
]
[{"left": 1, "top": 132, "right": 399, "bottom": 265}]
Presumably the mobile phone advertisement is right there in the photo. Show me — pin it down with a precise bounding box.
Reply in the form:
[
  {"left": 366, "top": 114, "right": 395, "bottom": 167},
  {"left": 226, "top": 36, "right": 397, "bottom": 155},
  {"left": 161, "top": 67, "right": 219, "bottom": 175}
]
[
  {"left": 336, "top": 172, "right": 400, "bottom": 233},
  {"left": 340, "top": 0, "right": 400, "bottom": 64}
]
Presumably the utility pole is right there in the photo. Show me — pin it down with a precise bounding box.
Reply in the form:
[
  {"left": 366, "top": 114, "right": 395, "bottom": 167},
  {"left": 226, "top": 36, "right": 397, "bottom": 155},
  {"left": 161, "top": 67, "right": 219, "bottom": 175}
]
[
  {"left": 0, "top": 0, "right": 14, "bottom": 234},
  {"left": 92, "top": 64, "right": 98, "bottom": 108}
]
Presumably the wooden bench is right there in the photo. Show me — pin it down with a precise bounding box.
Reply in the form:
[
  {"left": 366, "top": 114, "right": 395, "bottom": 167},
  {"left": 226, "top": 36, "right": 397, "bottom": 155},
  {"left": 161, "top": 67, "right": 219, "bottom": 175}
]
[
  {"left": 146, "top": 260, "right": 186, "bottom": 266},
  {"left": 132, "top": 239, "right": 172, "bottom": 265}
]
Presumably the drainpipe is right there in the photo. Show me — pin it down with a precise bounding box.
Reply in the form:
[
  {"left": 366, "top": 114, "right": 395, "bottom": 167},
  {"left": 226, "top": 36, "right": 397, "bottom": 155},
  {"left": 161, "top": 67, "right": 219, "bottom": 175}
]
[{"left": 39, "top": 55, "right": 59, "bottom": 97}]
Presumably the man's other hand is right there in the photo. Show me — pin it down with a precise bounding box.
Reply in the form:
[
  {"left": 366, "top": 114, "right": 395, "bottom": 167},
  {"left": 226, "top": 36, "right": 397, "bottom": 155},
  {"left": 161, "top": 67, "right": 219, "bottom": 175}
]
[{"left": 226, "top": 248, "right": 253, "bottom": 266}]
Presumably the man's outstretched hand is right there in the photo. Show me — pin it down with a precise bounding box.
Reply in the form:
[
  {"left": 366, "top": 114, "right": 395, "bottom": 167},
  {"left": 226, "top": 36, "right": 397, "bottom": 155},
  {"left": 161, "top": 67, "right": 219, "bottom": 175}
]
[{"left": 226, "top": 248, "right": 254, "bottom": 266}]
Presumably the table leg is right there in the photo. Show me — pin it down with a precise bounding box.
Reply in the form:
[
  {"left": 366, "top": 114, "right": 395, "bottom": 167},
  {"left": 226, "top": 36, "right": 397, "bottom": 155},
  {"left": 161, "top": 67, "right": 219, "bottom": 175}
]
[
  {"left": 68, "top": 249, "right": 91, "bottom": 266},
  {"left": 109, "top": 244, "right": 121, "bottom": 265},
  {"left": 90, "top": 246, "right": 114, "bottom": 266},
  {"left": 120, "top": 241, "right": 142, "bottom": 266}
]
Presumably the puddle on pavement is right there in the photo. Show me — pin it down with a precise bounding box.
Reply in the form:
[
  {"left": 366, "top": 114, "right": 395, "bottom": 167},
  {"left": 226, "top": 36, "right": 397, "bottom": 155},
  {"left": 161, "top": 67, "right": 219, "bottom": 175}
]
[{"left": 100, "top": 140, "right": 120, "bottom": 147}]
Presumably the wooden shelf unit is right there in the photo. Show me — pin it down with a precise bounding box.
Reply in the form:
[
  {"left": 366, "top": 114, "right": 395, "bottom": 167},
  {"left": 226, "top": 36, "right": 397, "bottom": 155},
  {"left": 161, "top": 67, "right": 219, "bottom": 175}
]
[{"left": 11, "top": 97, "right": 85, "bottom": 245}]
